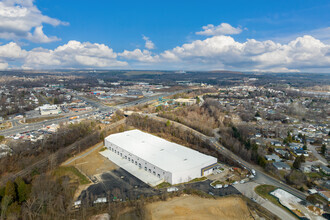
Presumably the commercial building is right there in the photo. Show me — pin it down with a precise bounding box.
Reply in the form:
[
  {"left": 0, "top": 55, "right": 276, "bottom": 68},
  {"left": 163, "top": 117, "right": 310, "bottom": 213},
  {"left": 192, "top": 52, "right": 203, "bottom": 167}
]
[
  {"left": 104, "top": 130, "right": 218, "bottom": 185},
  {"left": 38, "top": 104, "right": 61, "bottom": 115},
  {"left": 174, "top": 98, "right": 196, "bottom": 106}
]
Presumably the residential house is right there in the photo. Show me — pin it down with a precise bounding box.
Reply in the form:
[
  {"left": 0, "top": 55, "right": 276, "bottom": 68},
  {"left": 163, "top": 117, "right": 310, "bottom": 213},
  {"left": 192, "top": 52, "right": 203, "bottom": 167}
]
[
  {"left": 274, "top": 148, "right": 287, "bottom": 157},
  {"left": 311, "top": 165, "right": 320, "bottom": 172},
  {"left": 289, "top": 142, "right": 303, "bottom": 149},
  {"left": 320, "top": 165, "right": 330, "bottom": 175},
  {"left": 265, "top": 154, "right": 281, "bottom": 162},
  {"left": 300, "top": 164, "right": 312, "bottom": 173},
  {"left": 294, "top": 149, "right": 309, "bottom": 157},
  {"left": 318, "top": 191, "right": 330, "bottom": 202},
  {"left": 270, "top": 141, "right": 282, "bottom": 147},
  {"left": 273, "top": 162, "right": 291, "bottom": 171}
]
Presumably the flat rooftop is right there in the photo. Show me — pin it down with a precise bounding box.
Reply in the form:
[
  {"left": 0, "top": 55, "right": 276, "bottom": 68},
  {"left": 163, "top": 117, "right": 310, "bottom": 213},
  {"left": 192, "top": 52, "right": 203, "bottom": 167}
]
[{"left": 105, "top": 129, "right": 217, "bottom": 173}]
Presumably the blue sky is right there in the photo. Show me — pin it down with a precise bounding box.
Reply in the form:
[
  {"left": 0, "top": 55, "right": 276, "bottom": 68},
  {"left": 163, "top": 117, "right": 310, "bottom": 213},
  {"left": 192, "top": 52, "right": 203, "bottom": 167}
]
[{"left": 0, "top": 0, "right": 329, "bottom": 72}]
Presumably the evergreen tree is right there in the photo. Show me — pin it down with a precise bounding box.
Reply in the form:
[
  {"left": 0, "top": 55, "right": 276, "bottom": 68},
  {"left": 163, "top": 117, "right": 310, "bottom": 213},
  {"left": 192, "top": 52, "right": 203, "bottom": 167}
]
[
  {"left": 4, "top": 181, "right": 16, "bottom": 202},
  {"left": 321, "top": 144, "right": 327, "bottom": 155},
  {"left": 15, "top": 177, "right": 30, "bottom": 203},
  {"left": 303, "top": 145, "right": 307, "bottom": 150},
  {"left": 293, "top": 156, "right": 302, "bottom": 169}
]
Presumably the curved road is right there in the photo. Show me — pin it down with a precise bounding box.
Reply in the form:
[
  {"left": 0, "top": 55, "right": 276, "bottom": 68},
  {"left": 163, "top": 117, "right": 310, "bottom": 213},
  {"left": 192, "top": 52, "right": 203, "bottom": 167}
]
[{"left": 147, "top": 114, "right": 307, "bottom": 201}]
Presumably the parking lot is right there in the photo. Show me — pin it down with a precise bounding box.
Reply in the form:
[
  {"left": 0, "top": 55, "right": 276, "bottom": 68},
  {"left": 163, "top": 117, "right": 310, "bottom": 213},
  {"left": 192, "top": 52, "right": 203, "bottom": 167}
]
[
  {"left": 78, "top": 168, "right": 159, "bottom": 204},
  {"left": 185, "top": 179, "right": 241, "bottom": 197},
  {"left": 78, "top": 167, "right": 241, "bottom": 206}
]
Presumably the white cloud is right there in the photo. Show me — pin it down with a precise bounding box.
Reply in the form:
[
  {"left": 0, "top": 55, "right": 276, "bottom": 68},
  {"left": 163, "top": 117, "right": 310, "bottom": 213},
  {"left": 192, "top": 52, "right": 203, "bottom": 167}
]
[
  {"left": 0, "top": 41, "right": 27, "bottom": 59},
  {"left": 309, "top": 27, "right": 330, "bottom": 44},
  {"left": 0, "top": 35, "right": 329, "bottom": 72},
  {"left": 23, "top": 40, "right": 127, "bottom": 69},
  {"left": 196, "top": 23, "right": 243, "bottom": 36},
  {"left": 119, "top": 49, "right": 159, "bottom": 62},
  {"left": 26, "top": 26, "right": 60, "bottom": 43},
  {"left": 158, "top": 35, "right": 330, "bottom": 72},
  {"left": 0, "top": 41, "right": 27, "bottom": 69},
  {"left": 271, "top": 26, "right": 330, "bottom": 44},
  {"left": 0, "top": 0, "right": 67, "bottom": 43},
  {"left": 142, "top": 35, "right": 155, "bottom": 50},
  {"left": 0, "top": 40, "right": 127, "bottom": 69},
  {"left": 0, "top": 62, "right": 9, "bottom": 70}
]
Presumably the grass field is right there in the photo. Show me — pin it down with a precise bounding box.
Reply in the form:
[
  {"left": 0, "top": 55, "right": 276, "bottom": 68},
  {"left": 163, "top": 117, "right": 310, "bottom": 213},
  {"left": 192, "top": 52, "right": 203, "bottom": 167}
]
[
  {"left": 255, "top": 185, "right": 278, "bottom": 204},
  {"left": 155, "top": 182, "right": 171, "bottom": 189},
  {"left": 211, "top": 180, "right": 224, "bottom": 186},
  {"left": 187, "top": 176, "right": 207, "bottom": 183},
  {"left": 53, "top": 166, "right": 90, "bottom": 185}
]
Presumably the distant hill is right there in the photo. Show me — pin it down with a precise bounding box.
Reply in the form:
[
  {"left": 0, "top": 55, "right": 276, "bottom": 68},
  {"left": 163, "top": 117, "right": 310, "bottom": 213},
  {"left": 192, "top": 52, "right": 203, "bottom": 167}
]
[{"left": 208, "top": 70, "right": 245, "bottom": 75}]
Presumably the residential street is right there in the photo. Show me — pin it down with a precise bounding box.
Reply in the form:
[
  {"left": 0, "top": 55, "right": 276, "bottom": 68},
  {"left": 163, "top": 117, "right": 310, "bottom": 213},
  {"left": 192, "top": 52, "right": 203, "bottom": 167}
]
[
  {"left": 308, "top": 144, "right": 328, "bottom": 165},
  {"left": 235, "top": 182, "right": 296, "bottom": 220}
]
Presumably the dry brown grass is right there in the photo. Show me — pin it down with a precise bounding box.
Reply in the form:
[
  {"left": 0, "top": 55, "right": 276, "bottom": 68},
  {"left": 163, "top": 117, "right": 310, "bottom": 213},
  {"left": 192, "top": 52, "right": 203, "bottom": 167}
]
[
  {"left": 0, "top": 121, "right": 12, "bottom": 130},
  {"left": 62, "top": 142, "right": 118, "bottom": 177},
  {"left": 146, "top": 195, "right": 254, "bottom": 220}
]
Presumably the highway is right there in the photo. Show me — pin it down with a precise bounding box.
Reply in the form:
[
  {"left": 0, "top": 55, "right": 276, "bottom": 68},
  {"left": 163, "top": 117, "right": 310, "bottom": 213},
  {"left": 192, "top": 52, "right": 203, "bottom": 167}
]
[
  {"left": 0, "top": 119, "right": 126, "bottom": 186},
  {"left": 0, "top": 89, "right": 190, "bottom": 137},
  {"left": 1, "top": 88, "right": 308, "bottom": 201}
]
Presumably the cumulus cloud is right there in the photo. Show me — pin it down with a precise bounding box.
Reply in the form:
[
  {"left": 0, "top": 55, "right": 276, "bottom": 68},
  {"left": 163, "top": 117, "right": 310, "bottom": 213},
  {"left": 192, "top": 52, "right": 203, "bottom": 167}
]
[
  {"left": 23, "top": 40, "right": 127, "bottom": 69},
  {"left": 0, "top": 41, "right": 27, "bottom": 69},
  {"left": 0, "top": 62, "right": 9, "bottom": 70},
  {"left": 0, "top": 40, "right": 127, "bottom": 69},
  {"left": 0, "top": 35, "right": 329, "bottom": 72},
  {"left": 142, "top": 35, "right": 155, "bottom": 50},
  {"left": 0, "top": 0, "right": 67, "bottom": 43},
  {"left": 0, "top": 41, "right": 27, "bottom": 59},
  {"left": 159, "top": 35, "right": 330, "bottom": 72},
  {"left": 196, "top": 23, "right": 243, "bottom": 36},
  {"left": 119, "top": 49, "right": 159, "bottom": 62},
  {"left": 26, "top": 26, "right": 60, "bottom": 43}
]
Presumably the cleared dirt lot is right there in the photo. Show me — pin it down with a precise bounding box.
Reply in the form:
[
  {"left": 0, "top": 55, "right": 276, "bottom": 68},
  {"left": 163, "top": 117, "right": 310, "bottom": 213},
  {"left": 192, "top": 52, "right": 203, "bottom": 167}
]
[
  {"left": 146, "top": 195, "right": 253, "bottom": 220},
  {"left": 62, "top": 142, "right": 118, "bottom": 177}
]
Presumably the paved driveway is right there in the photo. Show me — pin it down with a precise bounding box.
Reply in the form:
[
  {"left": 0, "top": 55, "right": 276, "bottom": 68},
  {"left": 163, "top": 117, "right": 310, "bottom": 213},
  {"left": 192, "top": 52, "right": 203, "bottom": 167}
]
[{"left": 235, "top": 182, "right": 296, "bottom": 220}]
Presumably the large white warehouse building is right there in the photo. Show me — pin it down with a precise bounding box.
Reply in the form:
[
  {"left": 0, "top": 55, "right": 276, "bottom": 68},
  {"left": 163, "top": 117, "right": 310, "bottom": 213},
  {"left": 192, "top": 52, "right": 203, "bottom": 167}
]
[{"left": 104, "top": 130, "right": 218, "bottom": 185}]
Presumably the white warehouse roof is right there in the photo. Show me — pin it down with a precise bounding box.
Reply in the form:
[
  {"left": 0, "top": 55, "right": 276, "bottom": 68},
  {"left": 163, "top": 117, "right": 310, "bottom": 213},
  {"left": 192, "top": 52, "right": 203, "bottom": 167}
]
[{"left": 105, "top": 130, "right": 217, "bottom": 173}]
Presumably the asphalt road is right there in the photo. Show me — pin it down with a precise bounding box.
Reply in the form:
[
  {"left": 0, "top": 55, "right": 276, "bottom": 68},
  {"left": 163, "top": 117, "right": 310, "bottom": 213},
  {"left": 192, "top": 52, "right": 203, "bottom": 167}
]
[
  {"left": 0, "top": 89, "right": 190, "bottom": 137},
  {"left": 235, "top": 182, "right": 296, "bottom": 220},
  {"left": 0, "top": 110, "right": 95, "bottom": 136},
  {"left": 147, "top": 114, "right": 308, "bottom": 201},
  {"left": 212, "top": 140, "right": 307, "bottom": 201},
  {"left": 2, "top": 88, "right": 308, "bottom": 203},
  {"left": 308, "top": 144, "right": 327, "bottom": 165}
]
